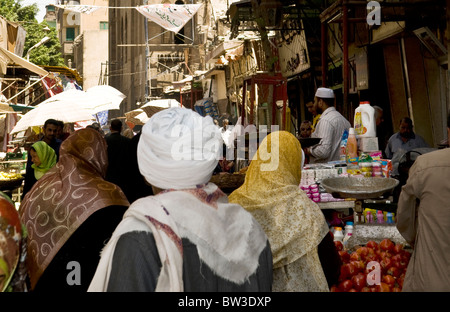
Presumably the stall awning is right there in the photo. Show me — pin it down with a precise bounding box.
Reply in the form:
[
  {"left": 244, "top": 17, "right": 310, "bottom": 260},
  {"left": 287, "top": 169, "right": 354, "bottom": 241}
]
[
  {"left": 41, "top": 65, "right": 83, "bottom": 85},
  {"left": 0, "top": 102, "right": 15, "bottom": 113},
  {"left": 172, "top": 75, "right": 193, "bottom": 89},
  {"left": 0, "top": 46, "right": 51, "bottom": 77},
  {"left": 0, "top": 102, "right": 34, "bottom": 113},
  {"left": 205, "top": 41, "right": 243, "bottom": 64}
]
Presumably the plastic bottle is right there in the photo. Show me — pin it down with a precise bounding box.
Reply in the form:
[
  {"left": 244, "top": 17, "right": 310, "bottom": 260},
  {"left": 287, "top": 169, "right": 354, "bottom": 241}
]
[
  {"left": 339, "top": 129, "right": 349, "bottom": 162},
  {"left": 343, "top": 222, "right": 353, "bottom": 247},
  {"left": 333, "top": 227, "right": 344, "bottom": 243},
  {"left": 354, "top": 101, "right": 376, "bottom": 138},
  {"left": 366, "top": 210, "right": 374, "bottom": 223},
  {"left": 346, "top": 127, "right": 358, "bottom": 160},
  {"left": 377, "top": 210, "right": 384, "bottom": 224},
  {"left": 344, "top": 222, "right": 354, "bottom": 237},
  {"left": 386, "top": 212, "right": 394, "bottom": 224}
]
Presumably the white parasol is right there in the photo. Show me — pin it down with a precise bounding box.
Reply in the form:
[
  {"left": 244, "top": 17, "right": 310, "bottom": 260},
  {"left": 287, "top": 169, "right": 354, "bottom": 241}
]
[
  {"left": 11, "top": 98, "right": 95, "bottom": 134},
  {"left": 86, "top": 85, "right": 126, "bottom": 112},
  {"left": 49, "top": 87, "right": 125, "bottom": 115}
]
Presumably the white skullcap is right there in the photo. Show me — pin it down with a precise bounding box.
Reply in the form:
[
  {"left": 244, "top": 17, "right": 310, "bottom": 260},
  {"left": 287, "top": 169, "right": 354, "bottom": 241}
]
[
  {"left": 138, "top": 107, "right": 222, "bottom": 190},
  {"left": 315, "top": 87, "right": 335, "bottom": 99}
]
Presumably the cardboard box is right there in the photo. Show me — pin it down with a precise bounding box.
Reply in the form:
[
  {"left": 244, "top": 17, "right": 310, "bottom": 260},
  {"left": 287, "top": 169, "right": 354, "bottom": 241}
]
[{"left": 359, "top": 137, "right": 379, "bottom": 152}]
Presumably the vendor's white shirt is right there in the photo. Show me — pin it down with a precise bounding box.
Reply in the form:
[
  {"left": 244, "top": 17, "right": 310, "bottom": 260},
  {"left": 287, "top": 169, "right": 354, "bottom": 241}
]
[{"left": 310, "top": 107, "right": 350, "bottom": 163}]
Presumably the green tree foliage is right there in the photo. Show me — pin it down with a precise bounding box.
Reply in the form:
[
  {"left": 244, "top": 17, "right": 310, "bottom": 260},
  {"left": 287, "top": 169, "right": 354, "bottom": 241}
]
[{"left": 0, "top": 0, "right": 64, "bottom": 66}]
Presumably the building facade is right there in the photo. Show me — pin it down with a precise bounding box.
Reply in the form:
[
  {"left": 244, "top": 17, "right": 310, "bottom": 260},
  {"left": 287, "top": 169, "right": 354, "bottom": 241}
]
[
  {"left": 51, "top": 0, "right": 109, "bottom": 90},
  {"left": 107, "top": 0, "right": 207, "bottom": 117}
]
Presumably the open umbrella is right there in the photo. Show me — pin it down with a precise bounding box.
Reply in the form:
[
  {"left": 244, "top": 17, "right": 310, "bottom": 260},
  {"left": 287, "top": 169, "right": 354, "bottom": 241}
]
[
  {"left": 48, "top": 86, "right": 125, "bottom": 115},
  {"left": 11, "top": 98, "right": 95, "bottom": 134},
  {"left": 139, "top": 99, "right": 181, "bottom": 117},
  {"left": 86, "top": 85, "right": 126, "bottom": 112}
]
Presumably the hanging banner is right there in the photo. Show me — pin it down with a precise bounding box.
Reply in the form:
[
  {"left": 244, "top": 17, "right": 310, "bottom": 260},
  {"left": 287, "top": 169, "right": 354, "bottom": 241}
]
[
  {"left": 41, "top": 75, "right": 64, "bottom": 98},
  {"left": 136, "top": 4, "right": 203, "bottom": 34},
  {"left": 54, "top": 4, "right": 100, "bottom": 15}
]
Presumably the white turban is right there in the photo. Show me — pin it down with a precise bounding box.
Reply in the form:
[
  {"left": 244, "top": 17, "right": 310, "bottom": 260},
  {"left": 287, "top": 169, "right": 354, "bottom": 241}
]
[{"left": 138, "top": 107, "right": 222, "bottom": 190}]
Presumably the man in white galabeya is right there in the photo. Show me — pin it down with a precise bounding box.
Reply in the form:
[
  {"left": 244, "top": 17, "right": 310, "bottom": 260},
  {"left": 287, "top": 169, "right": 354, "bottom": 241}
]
[{"left": 304, "top": 87, "right": 351, "bottom": 163}]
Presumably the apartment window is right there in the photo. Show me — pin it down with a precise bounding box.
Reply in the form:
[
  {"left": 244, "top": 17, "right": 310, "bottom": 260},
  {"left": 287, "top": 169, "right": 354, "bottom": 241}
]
[
  {"left": 100, "top": 21, "right": 108, "bottom": 30},
  {"left": 66, "top": 27, "right": 75, "bottom": 41}
]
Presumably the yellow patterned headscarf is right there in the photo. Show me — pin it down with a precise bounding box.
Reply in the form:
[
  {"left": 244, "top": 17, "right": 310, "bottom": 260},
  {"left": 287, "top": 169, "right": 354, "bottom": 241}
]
[{"left": 229, "top": 131, "right": 329, "bottom": 268}]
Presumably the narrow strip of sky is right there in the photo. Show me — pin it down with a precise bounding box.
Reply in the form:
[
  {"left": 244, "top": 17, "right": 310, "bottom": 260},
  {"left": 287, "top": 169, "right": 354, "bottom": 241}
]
[{"left": 21, "top": 0, "right": 54, "bottom": 22}]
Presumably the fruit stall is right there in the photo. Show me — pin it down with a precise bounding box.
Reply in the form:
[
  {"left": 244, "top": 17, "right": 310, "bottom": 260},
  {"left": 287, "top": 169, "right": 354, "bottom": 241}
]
[
  {"left": 315, "top": 176, "right": 411, "bottom": 292},
  {"left": 332, "top": 237, "right": 411, "bottom": 292}
]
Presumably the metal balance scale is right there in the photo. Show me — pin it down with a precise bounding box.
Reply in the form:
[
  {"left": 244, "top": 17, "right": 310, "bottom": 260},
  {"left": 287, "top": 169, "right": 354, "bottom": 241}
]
[{"left": 320, "top": 177, "right": 399, "bottom": 224}]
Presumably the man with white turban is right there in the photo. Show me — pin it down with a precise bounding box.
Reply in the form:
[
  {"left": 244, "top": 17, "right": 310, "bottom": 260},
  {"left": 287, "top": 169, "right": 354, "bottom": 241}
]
[{"left": 88, "top": 107, "right": 273, "bottom": 292}]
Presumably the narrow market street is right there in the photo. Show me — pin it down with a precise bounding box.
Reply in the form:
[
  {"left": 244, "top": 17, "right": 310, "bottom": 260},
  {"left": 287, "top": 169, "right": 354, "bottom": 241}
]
[{"left": 0, "top": 0, "right": 449, "bottom": 303}]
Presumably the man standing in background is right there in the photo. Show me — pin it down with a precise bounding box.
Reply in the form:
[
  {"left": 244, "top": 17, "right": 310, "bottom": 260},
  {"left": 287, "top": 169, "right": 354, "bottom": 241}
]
[
  {"left": 105, "top": 119, "right": 133, "bottom": 201},
  {"left": 22, "top": 119, "right": 61, "bottom": 199},
  {"left": 304, "top": 88, "right": 351, "bottom": 164},
  {"left": 385, "top": 117, "right": 429, "bottom": 159},
  {"left": 306, "top": 100, "right": 321, "bottom": 133}
]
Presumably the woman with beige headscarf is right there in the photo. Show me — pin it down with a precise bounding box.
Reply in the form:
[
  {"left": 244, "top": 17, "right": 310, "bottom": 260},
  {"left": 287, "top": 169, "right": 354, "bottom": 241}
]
[
  {"left": 19, "top": 128, "right": 129, "bottom": 292},
  {"left": 229, "top": 130, "right": 341, "bottom": 292}
]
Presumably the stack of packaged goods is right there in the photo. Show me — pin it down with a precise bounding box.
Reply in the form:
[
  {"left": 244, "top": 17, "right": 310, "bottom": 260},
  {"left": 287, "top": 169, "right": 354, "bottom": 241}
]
[
  {"left": 364, "top": 208, "right": 396, "bottom": 224},
  {"left": 300, "top": 167, "right": 346, "bottom": 203},
  {"left": 338, "top": 101, "right": 393, "bottom": 178}
]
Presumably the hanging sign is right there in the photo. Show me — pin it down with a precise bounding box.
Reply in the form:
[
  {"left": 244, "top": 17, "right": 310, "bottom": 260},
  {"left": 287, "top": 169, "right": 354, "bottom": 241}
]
[
  {"left": 54, "top": 4, "right": 100, "bottom": 15},
  {"left": 136, "top": 4, "right": 203, "bottom": 34}
]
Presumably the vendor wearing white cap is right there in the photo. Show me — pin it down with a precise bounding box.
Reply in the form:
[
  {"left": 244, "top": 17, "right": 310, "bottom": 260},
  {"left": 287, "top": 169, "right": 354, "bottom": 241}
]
[{"left": 304, "top": 87, "right": 351, "bottom": 164}]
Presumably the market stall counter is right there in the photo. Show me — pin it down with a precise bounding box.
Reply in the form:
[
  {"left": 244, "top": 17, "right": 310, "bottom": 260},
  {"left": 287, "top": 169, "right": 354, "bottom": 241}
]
[{"left": 0, "top": 155, "right": 26, "bottom": 206}]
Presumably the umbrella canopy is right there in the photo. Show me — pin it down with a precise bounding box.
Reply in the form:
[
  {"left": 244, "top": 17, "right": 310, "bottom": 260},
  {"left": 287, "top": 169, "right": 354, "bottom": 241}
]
[
  {"left": 11, "top": 98, "right": 95, "bottom": 134},
  {"left": 139, "top": 99, "right": 181, "bottom": 118},
  {"left": 48, "top": 87, "right": 125, "bottom": 115},
  {"left": 86, "top": 85, "right": 126, "bottom": 112}
]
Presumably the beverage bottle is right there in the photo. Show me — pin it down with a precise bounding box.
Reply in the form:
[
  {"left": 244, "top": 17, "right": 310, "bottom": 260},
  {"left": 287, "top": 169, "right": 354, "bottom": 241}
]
[
  {"left": 339, "top": 129, "right": 349, "bottom": 162},
  {"left": 354, "top": 101, "right": 376, "bottom": 138},
  {"left": 366, "top": 210, "right": 374, "bottom": 223},
  {"left": 346, "top": 127, "right": 358, "bottom": 160},
  {"left": 386, "top": 212, "right": 394, "bottom": 224},
  {"left": 343, "top": 222, "right": 354, "bottom": 247},
  {"left": 333, "top": 227, "right": 344, "bottom": 243},
  {"left": 377, "top": 210, "right": 384, "bottom": 224},
  {"left": 344, "top": 222, "right": 354, "bottom": 237}
]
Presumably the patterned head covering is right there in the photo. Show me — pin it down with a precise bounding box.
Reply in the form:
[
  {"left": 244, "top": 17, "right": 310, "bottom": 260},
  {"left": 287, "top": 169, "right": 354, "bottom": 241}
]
[
  {"left": 0, "top": 195, "right": 21, "bottom": 292},
  {"left": 31, "top": 141, "right": 57, "bottom": 180},
  {"left": 229, "top": 131, "right": 329, "bottom": 268},
  {"left": 19, "top": 128, "right": 130, "bottom": 289}
]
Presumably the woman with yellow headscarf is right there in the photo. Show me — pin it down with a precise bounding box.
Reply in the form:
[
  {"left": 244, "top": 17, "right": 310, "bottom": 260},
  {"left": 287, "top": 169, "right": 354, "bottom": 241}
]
[{"left": 229, "top": 130, "right": 341, "bottom": 292}]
